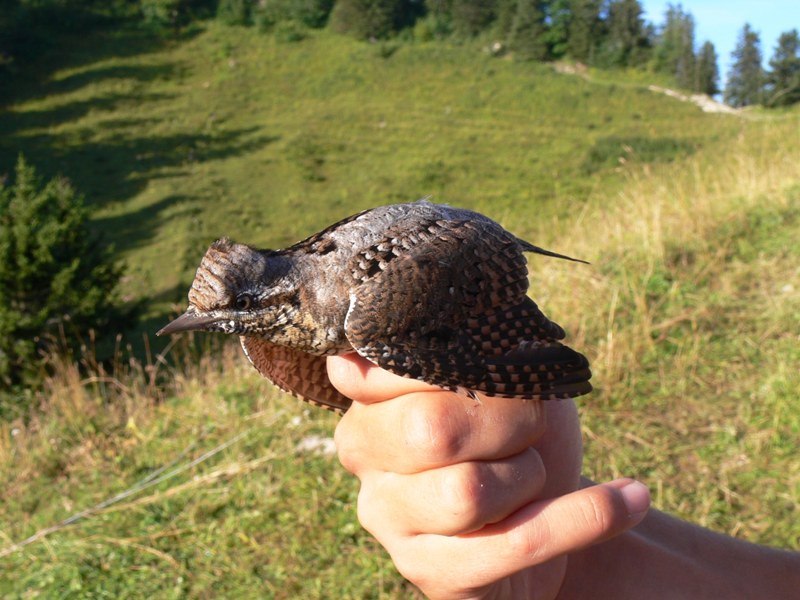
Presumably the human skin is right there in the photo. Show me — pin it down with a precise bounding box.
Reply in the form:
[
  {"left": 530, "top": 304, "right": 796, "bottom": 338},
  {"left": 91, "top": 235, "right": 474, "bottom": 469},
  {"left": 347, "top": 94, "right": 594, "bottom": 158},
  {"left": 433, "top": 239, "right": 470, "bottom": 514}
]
[{"left": 328, "top": 354, "right": 800, "bottom": 600}]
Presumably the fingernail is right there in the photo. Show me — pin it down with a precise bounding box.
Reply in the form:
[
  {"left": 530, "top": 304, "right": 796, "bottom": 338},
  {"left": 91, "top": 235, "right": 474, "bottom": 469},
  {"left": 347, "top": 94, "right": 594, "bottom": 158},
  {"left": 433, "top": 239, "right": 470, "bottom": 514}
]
[{"left": 619, "top": 480, "right": 650, "bottom": 517}]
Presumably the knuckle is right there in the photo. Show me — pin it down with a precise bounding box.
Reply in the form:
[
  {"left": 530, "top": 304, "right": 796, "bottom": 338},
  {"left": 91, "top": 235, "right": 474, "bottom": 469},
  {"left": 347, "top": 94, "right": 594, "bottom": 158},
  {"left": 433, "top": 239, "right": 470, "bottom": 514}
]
[
  {"left": 580, "top": 485, "right": 625, "bottom": 534},
  {"left": 389, "top": 545, "right": 440, "bottom": 590},
  {"left": 401, "top": 399, "right": 464, "bottom": 466},
  {"left": 333, "top": 417, "right": 362, "bottom": 474},
  {"left": 355, "top": 483, "right": 381, "bottom": 535},
  {"left": 436, "top": 462, "right": 488, "bottom": 526},
  {"left": 584, "top": 492, "right": 611, "bottom": 533},
  {"left": 507, "top": 512, "right": 550, "bottom": 561}
]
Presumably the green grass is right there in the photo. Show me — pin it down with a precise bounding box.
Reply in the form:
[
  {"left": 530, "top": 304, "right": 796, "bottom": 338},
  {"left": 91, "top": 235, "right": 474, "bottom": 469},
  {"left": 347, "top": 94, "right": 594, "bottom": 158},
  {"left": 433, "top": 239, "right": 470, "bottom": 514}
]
[
  {"left": 0, "top": 346, "right": 415, "bottom": 598},
  {"left": 1, "top": 19, "right": 799, "bottom": 598},
  {"left": 1, "top": 22, "right": 733, "bottom": 332}
]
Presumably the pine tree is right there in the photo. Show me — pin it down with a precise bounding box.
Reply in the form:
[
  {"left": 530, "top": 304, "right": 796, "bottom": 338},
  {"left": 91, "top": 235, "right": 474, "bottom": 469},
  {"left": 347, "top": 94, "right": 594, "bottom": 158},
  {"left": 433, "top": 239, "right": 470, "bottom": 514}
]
[
  {"left": 566, "top": 0, "right": 603, "bottom": 63},
  {"left": 545, "top": 0, "right": 572, "bottom": 59},
  {"left": 493, "top": 0, "right": 517, "bottom": 39},
  {"left": 694, "top": 40, "right": 719, "bottom": 95},
  {"left": 601, "top": 0, "right": 651, "bottom": 68},
  {"left": 725, "top": 23, "right": 764, "bottom": 107},
  {"left": 509, "top": 0, "right": 547, "bottom": 61},
  {"left": 140, "top": 0, "right": 194, "bottom": 33},
  {"left": 765, "top": 29, "right": 800, "bottom": 107},
  {"left": 330, "top": 0, "right": 409, "bottom": 39},
  {"left": 0, "top": 156, "right": 125, "bottom": 390},
  {"left": 450, "top": 0, "right": 497, "bottom": 37},
  {"left": 652, "top": 4, "right": 696, "bottom": 89}
]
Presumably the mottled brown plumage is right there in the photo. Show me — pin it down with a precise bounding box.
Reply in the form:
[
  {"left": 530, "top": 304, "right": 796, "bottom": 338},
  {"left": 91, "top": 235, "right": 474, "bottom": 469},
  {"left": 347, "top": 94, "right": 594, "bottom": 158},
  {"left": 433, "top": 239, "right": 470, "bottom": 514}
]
[{"left": 158, "top": 200, "right": 592, "bottom": 412}]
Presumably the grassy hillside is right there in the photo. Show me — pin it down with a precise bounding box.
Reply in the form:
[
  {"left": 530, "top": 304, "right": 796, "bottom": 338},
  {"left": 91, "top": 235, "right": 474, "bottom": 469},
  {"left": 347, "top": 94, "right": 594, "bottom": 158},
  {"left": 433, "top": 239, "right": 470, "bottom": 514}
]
[
  {"left": 1, "top": 22, "right": 731, "bottom": 332},
  {"left": 1, "top": 20, "right": 798, "bottom": 598}
]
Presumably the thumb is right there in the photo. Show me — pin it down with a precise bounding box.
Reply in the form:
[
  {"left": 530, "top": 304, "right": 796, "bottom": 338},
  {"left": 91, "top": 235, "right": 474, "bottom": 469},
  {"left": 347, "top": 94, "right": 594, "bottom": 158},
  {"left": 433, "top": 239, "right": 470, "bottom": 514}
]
[
  {"left": 394, "top": 479, "right": 650, "bottom": 587},
  {"left": 488, "top": 478, "right": 652, "bottom": 564}
]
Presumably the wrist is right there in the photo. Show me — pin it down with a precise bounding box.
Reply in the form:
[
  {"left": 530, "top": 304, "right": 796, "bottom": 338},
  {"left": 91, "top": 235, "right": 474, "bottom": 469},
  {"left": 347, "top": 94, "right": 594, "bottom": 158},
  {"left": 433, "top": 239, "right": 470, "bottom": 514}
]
[{"left": 557, "top": 507, "right": 800, "bottom": 600}]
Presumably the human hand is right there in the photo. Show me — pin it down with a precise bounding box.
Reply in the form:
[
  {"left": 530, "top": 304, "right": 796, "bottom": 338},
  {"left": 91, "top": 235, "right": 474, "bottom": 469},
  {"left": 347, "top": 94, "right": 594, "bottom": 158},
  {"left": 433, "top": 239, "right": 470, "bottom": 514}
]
[{"left": 329, "top": 353, "right": 650, "bottom": 600}]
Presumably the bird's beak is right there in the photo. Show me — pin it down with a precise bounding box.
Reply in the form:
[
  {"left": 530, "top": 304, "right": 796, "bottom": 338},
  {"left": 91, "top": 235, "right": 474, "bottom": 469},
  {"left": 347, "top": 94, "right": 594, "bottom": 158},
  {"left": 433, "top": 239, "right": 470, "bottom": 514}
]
[{"left": 157, "top": 310, "right": 220, "bottom": 336}]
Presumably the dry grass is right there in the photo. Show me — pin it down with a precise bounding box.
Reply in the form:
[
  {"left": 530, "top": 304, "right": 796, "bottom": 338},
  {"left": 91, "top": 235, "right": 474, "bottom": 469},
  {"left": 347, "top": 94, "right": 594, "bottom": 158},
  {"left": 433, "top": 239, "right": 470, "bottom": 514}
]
[
  {"left": 529, "top": 118, "right": 800, "bottom": 543},
  {"left": 1, "top": 339, "right": 415, "bottom": 597}
]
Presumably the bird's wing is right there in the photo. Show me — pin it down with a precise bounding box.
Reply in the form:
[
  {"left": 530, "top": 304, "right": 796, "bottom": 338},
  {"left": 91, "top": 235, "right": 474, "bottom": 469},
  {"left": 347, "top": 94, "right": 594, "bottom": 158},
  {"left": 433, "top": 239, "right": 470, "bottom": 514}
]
[
  {"left": 346, "top": 278, "right": 591, "bottom": 399},
  {"left": 239, "top": 337, "right": 352, "bottom": 412},
  {"left": 343, "top": 219, "right": 592, "bottom": 399}
]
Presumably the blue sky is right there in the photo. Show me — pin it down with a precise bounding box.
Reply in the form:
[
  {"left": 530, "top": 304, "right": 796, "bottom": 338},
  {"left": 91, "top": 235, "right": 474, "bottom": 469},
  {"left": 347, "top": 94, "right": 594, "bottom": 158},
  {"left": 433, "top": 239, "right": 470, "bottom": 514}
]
[{"left": 640, "top": 1, "right": 800, "bottom": 84}]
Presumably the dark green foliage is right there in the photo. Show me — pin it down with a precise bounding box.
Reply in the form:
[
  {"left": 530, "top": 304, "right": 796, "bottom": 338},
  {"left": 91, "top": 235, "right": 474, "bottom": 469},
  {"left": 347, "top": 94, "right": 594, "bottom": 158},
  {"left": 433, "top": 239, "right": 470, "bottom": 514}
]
[
  {"left": 545, "top": 0, "right": 571, "bottom": 58},
  {"left": 492, "top": 0, "right": 516, "bottom": 39},
  {"left": 0, "top": 0, "right": 215, "bottom": 65},
  {"left": 652, "top": 4, "right": 695, "bottom": 90},
  {"left": 137, "top": 0, "right": 214, "bottom": 31},
  {"left": 695, "top": 40, "right": 719, "bottom": 96},
  {"left": 509, "top": 0, "right": 547, "bottom": 61},
  {"left": 412, "top": 0, "right": 454, "bottom": 40},
  {"left": 425, "top": 0, "right": 453, "bottom": 20},
  {"left": 254, "top": 0, "right": 334, "bottom": 30},
  {"left": 765, "top": 29, "right": 800, "bottom": 107},
  {"left": 725, "top": 23, "right": 764, "bottom": 107},
  {"left": 450, "top": 0, "right": 497, "bottom": 37},
  {"left": 0, "top": 157, "right": 125, "bottom": 390},
  {"left": 566, "top": 0, "right": 603, "bottom": 62},
  {"left": 216, "top": 0, "right": 253, "bottom": 26},
  {"left": 0, "top": 0, "right": 120, "bottom": 72},
  {"left": 598, "top": 0, "right": 651, "bottom": 68},
  {"left": 0, "top": 0, "right": 24, "bottom": 68},
  {"left": 139, "top": 0, "right": 193, "bottom": 32},
  {"left": 330, "top": 0, "right": 420, "bottom": 39}
]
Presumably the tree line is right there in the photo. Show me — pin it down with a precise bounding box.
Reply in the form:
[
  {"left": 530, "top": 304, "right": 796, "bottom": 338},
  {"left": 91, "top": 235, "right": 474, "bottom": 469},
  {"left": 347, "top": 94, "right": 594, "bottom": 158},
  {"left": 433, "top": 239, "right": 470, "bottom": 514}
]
[{"left": 1, "top": 0, "right": 798, "bottom": 107}]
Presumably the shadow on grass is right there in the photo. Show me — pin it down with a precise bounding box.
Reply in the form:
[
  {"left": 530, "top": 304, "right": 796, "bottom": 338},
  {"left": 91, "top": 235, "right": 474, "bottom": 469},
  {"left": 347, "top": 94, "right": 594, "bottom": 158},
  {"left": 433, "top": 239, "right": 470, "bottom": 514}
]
[
  {"left": 0, "top": 21, "right": 282, "bottom": 360},
  {"left": 0, "top": 90, "right": 174, "bottom": 138},
  {"left": 1, "top": 21, "right": 198, "bottom": 106},
  {"left": 582, "top": 135, "right": 698, "bottom": 174},
  {"left": 1, "top": 125, "right": 279, "bottom": 261},
  {"left": 0, "top": 36, "right": 280, "bottom": 248}
]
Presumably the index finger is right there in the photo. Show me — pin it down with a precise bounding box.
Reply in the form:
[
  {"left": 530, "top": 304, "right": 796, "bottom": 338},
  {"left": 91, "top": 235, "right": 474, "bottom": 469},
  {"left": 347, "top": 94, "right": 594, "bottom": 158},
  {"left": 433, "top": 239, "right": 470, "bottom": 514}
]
[
  {"left": 329, "top": 354, "right": 547, "bottom": 474},
  {"left": 327, "top": 353, "right": 443, "bottom": 403}
]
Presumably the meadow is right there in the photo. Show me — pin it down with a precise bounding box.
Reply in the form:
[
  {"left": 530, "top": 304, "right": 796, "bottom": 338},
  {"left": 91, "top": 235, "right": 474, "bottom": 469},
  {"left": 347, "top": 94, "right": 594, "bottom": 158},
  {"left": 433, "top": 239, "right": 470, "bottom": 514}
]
[{"left": 0, "top": 20, "right": 798, "bottom": 598}]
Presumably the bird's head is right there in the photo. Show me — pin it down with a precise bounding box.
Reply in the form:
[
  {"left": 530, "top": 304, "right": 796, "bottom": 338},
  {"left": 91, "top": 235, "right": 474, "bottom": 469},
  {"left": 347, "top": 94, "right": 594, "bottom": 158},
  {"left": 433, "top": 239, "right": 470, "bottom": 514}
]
[{"left": 157, "top": 238, "right": 296, "bottom": 337}]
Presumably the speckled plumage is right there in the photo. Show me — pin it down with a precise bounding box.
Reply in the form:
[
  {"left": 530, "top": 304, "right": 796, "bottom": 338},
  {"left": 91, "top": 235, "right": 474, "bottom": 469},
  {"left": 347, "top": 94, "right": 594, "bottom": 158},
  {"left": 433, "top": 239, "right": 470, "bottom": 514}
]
[{"left": 158, "top": 200, "right": 592, "bottom": 412}]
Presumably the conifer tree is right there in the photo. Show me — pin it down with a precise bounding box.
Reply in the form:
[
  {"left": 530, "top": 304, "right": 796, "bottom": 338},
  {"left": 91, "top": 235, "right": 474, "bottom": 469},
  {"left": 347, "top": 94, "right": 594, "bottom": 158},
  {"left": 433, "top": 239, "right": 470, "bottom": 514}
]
[
  {"left": 509, "top": 0, "right": 547, "bottom": 61},
  {"left": 602, "top": 0, "right": 651, "bottom": 68},
  {"left": 765, "top": 29, "right": 800, "bottom": 107},
  {"left": 493, "top": 0, "right": 517, "bottom": 39},
  {"left": 0, "top": 157, "right": 125, "bottom": 389},
  {"left": 545, "top": 0, "right": 572, "bottom": 59},
  {"left": 725, "top": 23, "right": 764, "bottom": 107},
  {"left": 566, "top": 0, "right": 603, "bottom": 63},
  {"left": 330, "top": 0, "right": 409, "bottom": 39},
  {"left": 694, "top": 40, "right": 719, "bottom": 96},
  {"left": 450, "top": 0, "right": 496, "bottom": 37},
  {"left": 653, "top": 4, "right": 696, "bottom": 89}
]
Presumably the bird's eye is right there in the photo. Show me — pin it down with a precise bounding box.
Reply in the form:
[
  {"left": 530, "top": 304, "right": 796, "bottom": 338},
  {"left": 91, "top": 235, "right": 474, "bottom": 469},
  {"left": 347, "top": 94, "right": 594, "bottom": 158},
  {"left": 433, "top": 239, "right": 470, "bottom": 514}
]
[{"left": 235, "top": 294, "right": 253, "bottom": 310}]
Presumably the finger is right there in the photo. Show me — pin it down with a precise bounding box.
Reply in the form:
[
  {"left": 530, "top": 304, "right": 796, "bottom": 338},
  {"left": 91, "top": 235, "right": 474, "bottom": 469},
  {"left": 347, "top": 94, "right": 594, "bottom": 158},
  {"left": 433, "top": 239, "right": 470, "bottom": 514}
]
[
  {"left": 532, "top": 398, "right": 582, "bottom": 498},
  {"left": 357, "top": 448, "right": 546, "bottom": 537},
  {"left": 335, "top": 389, "right": 546, "bottom": 475},
  {"left": 385, "top": 479, "right": 651, "bottom": 593},
  {"left": 327, "top": 353, "right": 443, "bottom": 403}
]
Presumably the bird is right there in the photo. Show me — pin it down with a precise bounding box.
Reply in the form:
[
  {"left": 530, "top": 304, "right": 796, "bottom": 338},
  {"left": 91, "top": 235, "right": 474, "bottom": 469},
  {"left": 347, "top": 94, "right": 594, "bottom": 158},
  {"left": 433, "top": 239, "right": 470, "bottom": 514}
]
[{"left": 157, "top": 200, "right": 592, "bottom": 412}]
